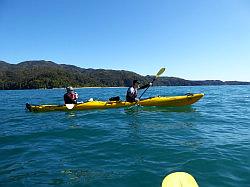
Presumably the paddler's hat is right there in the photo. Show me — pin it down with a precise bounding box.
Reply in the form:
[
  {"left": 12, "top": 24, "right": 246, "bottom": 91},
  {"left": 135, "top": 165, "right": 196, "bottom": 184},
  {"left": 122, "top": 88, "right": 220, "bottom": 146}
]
[
  {"left": 133, "top": 80, "right": 140, "bottom": 85},
  {"left": 66, "top": 86, "right": 74, "bottom": 92}
]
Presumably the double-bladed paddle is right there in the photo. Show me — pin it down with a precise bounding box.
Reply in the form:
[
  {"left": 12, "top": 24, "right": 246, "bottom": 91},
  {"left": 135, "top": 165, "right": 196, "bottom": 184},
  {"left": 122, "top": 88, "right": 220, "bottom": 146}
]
[{"left": 139, "top": 67, "right": 166, "bottom": 100}]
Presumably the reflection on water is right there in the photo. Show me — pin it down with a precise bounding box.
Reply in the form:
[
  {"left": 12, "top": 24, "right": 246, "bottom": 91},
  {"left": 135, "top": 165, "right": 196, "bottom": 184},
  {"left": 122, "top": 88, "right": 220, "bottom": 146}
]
[
  {"left": 60, "top": 168, "right": 120, "bottom": 185},
  {"left": 66, "top": 111, "right": 77, "bottom": 117},
  {"left": 124, "top": 105, "right": 196, "bottom": 113}
]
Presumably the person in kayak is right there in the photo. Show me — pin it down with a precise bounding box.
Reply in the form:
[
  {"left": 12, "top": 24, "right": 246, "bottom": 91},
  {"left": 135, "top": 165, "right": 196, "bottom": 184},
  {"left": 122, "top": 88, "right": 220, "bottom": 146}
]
[
  {"left": 126, "top": 80, "right": 152, "bottom": 102},
  {"left": 64, "top": 86, "right": 79, "bottom": 104}
]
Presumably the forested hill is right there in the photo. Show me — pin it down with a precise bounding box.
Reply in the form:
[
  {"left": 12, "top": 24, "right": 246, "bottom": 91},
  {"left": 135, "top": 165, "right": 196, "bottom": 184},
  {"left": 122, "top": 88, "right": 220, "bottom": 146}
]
[{"left": 0, "top": 60, "right": 249, "bottom": 90}]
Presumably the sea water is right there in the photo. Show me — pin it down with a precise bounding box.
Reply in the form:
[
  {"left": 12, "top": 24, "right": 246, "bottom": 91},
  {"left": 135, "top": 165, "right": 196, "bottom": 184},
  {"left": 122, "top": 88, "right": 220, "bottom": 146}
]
[{"left": 0, "top": 86, "right": 249, "bottom": 187}]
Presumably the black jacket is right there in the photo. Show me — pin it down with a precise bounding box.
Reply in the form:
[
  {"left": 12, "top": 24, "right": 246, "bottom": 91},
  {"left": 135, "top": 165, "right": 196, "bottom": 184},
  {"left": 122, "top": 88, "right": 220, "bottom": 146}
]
[
  {"left": 64, "top": 93, "right": 77, "bottom": 104},
  {"left": 126, "top": 83, "right": 149, "bottom": 102}
]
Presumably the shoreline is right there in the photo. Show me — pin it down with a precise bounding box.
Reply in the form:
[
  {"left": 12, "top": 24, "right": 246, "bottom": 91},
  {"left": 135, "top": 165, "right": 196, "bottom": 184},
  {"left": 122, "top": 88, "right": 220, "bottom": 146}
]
[{"left": 1, "top": 84, "right": 250, "bottom": 91}]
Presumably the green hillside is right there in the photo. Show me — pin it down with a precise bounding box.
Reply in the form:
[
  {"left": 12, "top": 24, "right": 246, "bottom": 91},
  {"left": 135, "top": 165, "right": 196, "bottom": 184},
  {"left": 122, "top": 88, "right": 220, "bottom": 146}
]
[{"left": 0, "top": 60, "right": 249, "bottom": 90}]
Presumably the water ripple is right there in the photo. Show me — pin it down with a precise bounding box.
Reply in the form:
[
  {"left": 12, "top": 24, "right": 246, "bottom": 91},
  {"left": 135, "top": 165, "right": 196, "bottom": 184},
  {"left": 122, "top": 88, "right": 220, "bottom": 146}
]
[{"left": 0, "top": 86, "right": 250, "bottom": 186}]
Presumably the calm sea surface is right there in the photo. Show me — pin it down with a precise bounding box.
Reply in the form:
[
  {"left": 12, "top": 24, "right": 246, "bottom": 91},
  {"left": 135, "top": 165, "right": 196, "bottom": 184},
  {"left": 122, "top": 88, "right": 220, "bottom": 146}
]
[{"left": 0, "top": 86, "right": 249, "bottom": 187}]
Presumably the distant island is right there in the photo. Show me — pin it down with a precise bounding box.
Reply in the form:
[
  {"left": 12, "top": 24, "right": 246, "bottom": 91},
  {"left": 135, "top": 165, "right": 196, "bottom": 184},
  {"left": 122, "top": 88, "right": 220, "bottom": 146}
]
[{"left": 0, "top": 60, "right": 249, "bottom": 90}]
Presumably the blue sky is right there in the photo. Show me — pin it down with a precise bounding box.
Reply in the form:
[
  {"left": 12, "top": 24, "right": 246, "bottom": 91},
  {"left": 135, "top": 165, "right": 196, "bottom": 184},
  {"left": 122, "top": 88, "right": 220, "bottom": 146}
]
[{"left": 0, "top": 0, "right": 249, "bottom": 81}]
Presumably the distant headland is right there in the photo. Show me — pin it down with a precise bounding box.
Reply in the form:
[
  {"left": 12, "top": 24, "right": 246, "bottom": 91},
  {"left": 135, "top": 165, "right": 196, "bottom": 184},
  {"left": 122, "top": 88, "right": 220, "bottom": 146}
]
[{"left": 0, "top": 60, "right": 249, "bottom": 90}]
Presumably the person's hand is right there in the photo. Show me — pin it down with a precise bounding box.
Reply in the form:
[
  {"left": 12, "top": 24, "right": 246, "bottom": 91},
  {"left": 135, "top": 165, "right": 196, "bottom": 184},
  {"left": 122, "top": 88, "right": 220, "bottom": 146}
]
[
  {"left": 75, "top": 92, "right": 79, "bottom": 99},
  {"left": 149, "top": 82, "right": 153, "bottom": 86},
  {"left": 135, "top": 98, "right": 140, "bottom": 102}
]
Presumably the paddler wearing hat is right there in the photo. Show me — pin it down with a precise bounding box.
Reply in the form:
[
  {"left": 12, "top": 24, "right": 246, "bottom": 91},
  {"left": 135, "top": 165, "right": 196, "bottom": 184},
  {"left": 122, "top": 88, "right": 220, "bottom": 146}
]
[
  {"left": 126, "top": 80, "right": 152, "bottom": 102},
  {"left": 64, "top": 86, "right": 79, "bottom": 104}
]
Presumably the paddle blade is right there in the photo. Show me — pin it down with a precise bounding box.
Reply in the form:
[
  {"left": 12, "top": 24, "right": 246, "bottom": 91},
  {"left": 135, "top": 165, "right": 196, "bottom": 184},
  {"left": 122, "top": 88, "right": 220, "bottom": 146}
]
[
  {"left": 156, "top": 68, "right": 166, "bottom": 77},
  {"left": 162, "top": 172, "right": 199, "bottom": 187},
  {"left": 66, "top": 104, "right": 75, "bottom": 109}
]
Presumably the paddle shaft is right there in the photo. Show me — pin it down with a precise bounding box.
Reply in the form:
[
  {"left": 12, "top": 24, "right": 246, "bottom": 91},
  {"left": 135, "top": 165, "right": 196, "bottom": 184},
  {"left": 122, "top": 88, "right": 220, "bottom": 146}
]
[
  {"left": 138, "top": 68, "right": 165, "bottom": 100},
  {"left": 139, "top": 77, "right": 156, "bottom": 99}
]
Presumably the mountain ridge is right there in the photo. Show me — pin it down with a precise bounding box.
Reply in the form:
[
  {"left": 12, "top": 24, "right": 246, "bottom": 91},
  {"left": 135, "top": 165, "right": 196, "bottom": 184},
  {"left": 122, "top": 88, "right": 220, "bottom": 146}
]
[{"left": 0, "top": 60, "right": 249, "bottom": 90}]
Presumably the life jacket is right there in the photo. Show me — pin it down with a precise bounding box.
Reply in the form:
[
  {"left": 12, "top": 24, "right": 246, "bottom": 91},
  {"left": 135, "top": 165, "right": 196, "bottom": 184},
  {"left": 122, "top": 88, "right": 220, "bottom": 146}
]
[
  {"left": 68, "top": 93, "right": 77, "bottom": 100},
  {"left": 126, "top": 87, "right": 138, "bottom": 102}
]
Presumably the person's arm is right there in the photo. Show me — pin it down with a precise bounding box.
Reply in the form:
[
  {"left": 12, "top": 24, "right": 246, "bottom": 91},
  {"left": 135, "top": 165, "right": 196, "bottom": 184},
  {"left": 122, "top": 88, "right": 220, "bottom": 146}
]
[
  {"left": 75, "top": 92, "right": 79, "bottom": 99},
  {"left": 138, "top": 82, "right": 153, "bottom": 90},
  {"left": 72, "top": 99, "right": 77, "bottom": 104}
]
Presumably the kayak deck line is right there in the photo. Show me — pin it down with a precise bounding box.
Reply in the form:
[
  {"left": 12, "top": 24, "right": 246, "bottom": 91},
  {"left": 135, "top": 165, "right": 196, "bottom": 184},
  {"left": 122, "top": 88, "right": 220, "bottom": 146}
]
[{"left": 26, "top": 93, "right": 204, "bottom": 112}]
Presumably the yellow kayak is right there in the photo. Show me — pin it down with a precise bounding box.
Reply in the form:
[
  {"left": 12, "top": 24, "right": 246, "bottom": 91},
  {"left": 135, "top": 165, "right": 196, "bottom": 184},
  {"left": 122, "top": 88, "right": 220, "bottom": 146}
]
[{"left": 26, "top": 93, "right": 204, "bottom": 112}]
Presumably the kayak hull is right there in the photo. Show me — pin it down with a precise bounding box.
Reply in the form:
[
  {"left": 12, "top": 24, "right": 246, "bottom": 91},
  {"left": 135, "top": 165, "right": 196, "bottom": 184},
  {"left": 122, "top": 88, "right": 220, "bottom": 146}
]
[{"left": 26, "top": 93, "right": 204, "bottom": 112}]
